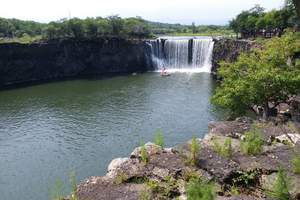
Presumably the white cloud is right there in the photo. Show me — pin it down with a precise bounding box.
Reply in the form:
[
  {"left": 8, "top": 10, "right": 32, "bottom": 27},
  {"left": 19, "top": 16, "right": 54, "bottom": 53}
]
[{"left": 0, "top": 0, "right": 284, "bottom": 24}]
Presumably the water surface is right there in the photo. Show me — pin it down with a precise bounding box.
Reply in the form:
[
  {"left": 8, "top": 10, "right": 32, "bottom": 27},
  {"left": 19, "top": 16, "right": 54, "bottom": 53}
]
[{"left": 0, "top": 73, "right": 224, "bottom": 200}]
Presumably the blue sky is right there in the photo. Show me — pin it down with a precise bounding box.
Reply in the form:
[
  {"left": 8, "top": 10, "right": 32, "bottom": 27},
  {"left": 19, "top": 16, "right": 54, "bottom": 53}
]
[{"left": 0, "top": 0, "right": 284, "bottom": 25}]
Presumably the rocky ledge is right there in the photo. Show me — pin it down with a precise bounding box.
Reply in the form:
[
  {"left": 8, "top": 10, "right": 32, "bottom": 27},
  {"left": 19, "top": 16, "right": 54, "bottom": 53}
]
[{"left": 67, "top": 118, "right": 300, "bottom": 200}]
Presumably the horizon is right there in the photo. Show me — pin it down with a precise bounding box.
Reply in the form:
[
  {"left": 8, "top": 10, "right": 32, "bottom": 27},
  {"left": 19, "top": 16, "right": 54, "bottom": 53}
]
[{"left": 0, "top": 0, "right": 284, "bottom": 25}]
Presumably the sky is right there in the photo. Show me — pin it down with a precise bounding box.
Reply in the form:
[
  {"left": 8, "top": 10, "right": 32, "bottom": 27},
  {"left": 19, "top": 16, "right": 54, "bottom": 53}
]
[{"left": 0, "top": 0, "right": 285, "bottom": 25}]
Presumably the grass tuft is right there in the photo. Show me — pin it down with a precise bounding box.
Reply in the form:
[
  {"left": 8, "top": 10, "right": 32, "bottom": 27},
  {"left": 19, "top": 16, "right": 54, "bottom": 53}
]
[
  {"left": 292, "top": 153, "right": 300, "bottom": 174},
  {"left": 189, "top": 136, "right": 201, "bottom": 166},
  {"left": 186, "top": 177, "right": 215, "bottom": 200},
  {"left": 212, "top": 137, "right": 233, "bottom": 158},
  {"left": 140, "top": 144, "right": 149, "bottom": 165},
  {"left": 240, "top": 127, "right": 264, "bottom": 155},
  {"left": 154, "top": 129, "right": 165, "bottom": 147},
  {"left": 266, "top": 167, "right": 290, "bottom": 200}
]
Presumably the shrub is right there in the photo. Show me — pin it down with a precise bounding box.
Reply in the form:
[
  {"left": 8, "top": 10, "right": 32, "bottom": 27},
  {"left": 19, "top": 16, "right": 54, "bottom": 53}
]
[
  {"left": 186, "top": 177, "right": 215, "bottom": 200},
  {"left": 266, "top": 168, "right": 290, "bottom": 200},
  {"left": 140, "top": 144, "right": 149, "bottom": 164},
  {"left": 292, "top": 153, "right": 300, "bottom": 174},
  {"left": 212, "top": 137, "right": 233, "bottom": 158},
  {"left": 240, "top": 127, "right": 264, "bottom": 155},
  {"left": 190, "top": 136, "right": 201, "bottom": 166},
  {"left": 154, "top": 129, "right": 164, "bottom": 147}
]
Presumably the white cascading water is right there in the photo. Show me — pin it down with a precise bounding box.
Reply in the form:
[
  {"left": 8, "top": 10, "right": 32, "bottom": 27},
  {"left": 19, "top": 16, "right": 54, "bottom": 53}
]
[{"left": 149, "top": 37, "right": 214, "bottom": 73}]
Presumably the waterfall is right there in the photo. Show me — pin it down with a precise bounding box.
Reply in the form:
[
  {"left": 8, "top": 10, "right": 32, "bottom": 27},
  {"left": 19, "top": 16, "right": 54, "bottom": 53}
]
[{"left": 149, "top": 37, "right": 214, "bottom": 73}]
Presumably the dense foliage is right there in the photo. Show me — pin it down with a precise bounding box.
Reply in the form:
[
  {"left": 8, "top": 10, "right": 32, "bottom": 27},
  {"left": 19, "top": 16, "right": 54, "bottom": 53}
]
[
  {"left": 0, "top": 16, "right": 152, "bottom": 41},
  {"left": 212, "top": 32, "right": 300, "bottom": 118},
  {"left": 230, "top": 1, "right": 299, "bottom": 38},
  {"left": 0, "top": 15, "right": 234, "bottom": 43}
]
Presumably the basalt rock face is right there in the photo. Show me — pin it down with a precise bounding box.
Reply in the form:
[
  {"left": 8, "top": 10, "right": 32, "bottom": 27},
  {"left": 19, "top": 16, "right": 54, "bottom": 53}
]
[
  {"left": 0, "top": 38, "right": 152, "bottom": 88},
  {"left": 212, "top": 38, "right": 253, "bottom": 75}
]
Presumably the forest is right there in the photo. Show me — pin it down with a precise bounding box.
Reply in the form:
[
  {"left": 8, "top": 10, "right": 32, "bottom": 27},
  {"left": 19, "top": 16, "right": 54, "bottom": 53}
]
[{"left": 229, "top": 0, "right": 299, "bottom": 38}]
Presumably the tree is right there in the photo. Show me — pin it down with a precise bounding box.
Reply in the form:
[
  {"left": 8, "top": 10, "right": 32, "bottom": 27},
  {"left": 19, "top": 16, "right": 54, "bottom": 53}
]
[
  {"left": 107, "top": 15, "right": 124, "bottom": 36},
  {"left": 84, "top": 18, "right": 98, "bottom": 38},
  {"left": 191, "top": 22, "right": 197, "bottom": 34},
  {"left": 212, "top": 32, "right": 300, "bottom": 119},
  {"left": 292, "top": 0, "right": 300, "bottom": 21},
  {"left": 67, "top": 18, "right": 84, "bottom": 38}
]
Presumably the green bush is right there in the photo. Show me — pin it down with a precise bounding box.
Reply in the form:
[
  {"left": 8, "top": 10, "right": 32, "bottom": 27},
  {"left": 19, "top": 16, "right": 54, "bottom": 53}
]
[
  {"left": 190, "top": 136, "right": 201, "bottom": 166},
  {"left": 240, "top": 127, "right": 264, "bottom": 155},
  {"left": 292, "top": 153, "right": 300, "bottom": 174},
  {"left": 186, "top": 177, "right": 215, "bottom": 200},
  {"left": 266, "top": 168, "right": 290, "bottom": 200},
  {"left": 154, "top": 129, "right": 164, "bottom": 147},
  {"left": 212, "top": 137, "right": 232, "bottom": 158}
]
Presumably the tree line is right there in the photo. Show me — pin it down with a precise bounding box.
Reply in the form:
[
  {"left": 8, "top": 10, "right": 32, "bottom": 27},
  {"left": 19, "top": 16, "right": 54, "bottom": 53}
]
[
  {"left": 0, "top": 16, "right": 233, "bottom": 42},
  {"left": 229, "top": 0, "right": 299, "bottom": 38},
  {"left": 0, "top": 16, "right": 152, "bottom": 40}
]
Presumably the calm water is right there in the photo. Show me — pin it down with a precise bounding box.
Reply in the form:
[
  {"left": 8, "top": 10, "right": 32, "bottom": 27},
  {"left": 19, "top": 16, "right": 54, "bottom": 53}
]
[{"left": 0, "top": 73, "right": 224, "bottom": 200}]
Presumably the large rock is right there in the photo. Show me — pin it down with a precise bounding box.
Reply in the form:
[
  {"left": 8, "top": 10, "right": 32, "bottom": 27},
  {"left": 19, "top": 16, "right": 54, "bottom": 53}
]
[{"left": 212, "top": 39, "right": 253, "bottom": 75}]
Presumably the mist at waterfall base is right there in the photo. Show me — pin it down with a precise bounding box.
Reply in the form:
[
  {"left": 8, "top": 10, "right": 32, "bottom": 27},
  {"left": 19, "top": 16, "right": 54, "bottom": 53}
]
[{"left": 149, "top": 36, "right": 214, "bottom": 73}]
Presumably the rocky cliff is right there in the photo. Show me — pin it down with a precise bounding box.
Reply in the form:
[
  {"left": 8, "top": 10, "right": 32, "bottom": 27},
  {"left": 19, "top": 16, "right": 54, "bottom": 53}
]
[
  {"left": 70, "top": 118, "right": 300, "bottom": 200},
  {"left": 0, "top": 38, "right": 152, "bottom": 88},
  {"left": 212, "top": 38, "right": 253, "bottom": 75}
]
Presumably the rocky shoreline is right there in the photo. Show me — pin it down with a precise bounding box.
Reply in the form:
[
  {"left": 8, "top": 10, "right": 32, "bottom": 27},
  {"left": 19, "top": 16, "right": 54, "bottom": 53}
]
[{"left": 68, "top": 118, "right": 300, "bottom": 200}]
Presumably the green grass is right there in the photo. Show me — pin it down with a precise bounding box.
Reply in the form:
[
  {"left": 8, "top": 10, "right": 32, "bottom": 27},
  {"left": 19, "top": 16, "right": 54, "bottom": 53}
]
[
  {"left": 266, "top": 168, "right": 290, "bottom": 200},
  {"left": 240, "top": 127, "right": 264, "bottom": 155},
  {"left": 189, "top": 136, "right": 201, "bottom": 166},
  {"left": 153, "top": 129, "right": 164, "bottom": 147},
  {"left": 186, "top": 177, "right": 216, "bottom": 200},
  {"left": 292, "top": 153, "right": 300, "bottom": 174},
  {"left": 212, "top": 137, "right": 233, "bottom": 158}
]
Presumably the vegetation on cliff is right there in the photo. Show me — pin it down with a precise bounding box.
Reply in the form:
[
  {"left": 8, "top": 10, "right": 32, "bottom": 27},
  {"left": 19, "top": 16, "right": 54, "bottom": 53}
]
[{"left": 212, "top": 31, "right": 300, "bottom": 119}]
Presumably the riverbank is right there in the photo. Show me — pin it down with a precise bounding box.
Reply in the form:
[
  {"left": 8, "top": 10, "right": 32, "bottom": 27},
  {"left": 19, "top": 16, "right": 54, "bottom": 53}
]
[{"left": 69, "top": 117, "right": 300, "bottom": 200}]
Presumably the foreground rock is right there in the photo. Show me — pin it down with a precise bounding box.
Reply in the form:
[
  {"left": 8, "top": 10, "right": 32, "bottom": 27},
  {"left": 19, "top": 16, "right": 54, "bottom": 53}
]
[{"left": 68, "top": 118, "right": 300, "bottom": 200}]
